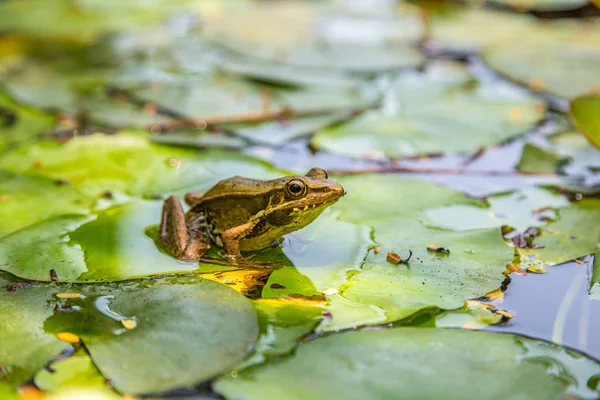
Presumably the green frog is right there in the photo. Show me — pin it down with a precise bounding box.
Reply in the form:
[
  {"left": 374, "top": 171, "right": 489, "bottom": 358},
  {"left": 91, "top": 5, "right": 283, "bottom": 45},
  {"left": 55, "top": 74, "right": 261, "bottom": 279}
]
[{"left": 158, "top": 167, "right": 345, "bottom": 265}]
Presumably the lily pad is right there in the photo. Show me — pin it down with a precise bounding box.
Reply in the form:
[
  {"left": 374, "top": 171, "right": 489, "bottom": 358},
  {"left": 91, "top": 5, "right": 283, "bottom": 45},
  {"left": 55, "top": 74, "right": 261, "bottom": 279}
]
[
  {"left": 0, "top": 0, "right": 199, "bottom": 40},
  {"left": 483, "top": 27, "right": 600, "bottom": 100},
  {"left": 31, "top": 276, "right": 258, "bottom": 395},
  {"left": 0, "top": 133, "right": 280, "bottom": 198},
  {"left": 518, "top": 197, "right": 600, "bottom": 293},
  {"left": 203, "top": 1, "right": 425, "bottom": 75},
  {"left": 240, "top": 298, "right": 323, "bottom": 368},
  {"left": 422, "top": 187, "right": 570, "bottom": 232},
  {"left": 263, "top": 175, "right": 514, "bottom": 331},
  {"left": 215, "top": 328, "right": 600, "bottom": 400},
  {"left": 0, "top": 92, "right": 55, "bottom": 151},
  {"left": 0, "top": 276, "right": 68, "bottom": 385},
  {"left": 0, "top": 382, "right": 18, "bottom": 400},
  {"left": 34, "top": 352, "right": 108, "bottom": 393},
  {"left": 0, "top": 172, "right": 91, "bottom": 238},
  {"left": 311, "top": 62, "right": 544, "bottom": 159},
  {"left": 571, "top": 94, "right": 600, "bottom": 149}
]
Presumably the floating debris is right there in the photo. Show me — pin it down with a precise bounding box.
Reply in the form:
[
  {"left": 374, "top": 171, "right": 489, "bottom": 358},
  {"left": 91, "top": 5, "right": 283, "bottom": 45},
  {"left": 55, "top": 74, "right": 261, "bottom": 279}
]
[
  {"left": 386, "top": 252, "right": 402, "bottom": 264},
  {"left": 53, "top": 179, "right": 70, "bottom": 186},
  {"left": 54, "top": 304, "right": 73, "bottom": 312},
  {"left": 323, "top": 288, "right": 339, "bottom": 296},
  {"left": 56, "top": 293, "right": 81, "bottom": 299},
  {"left": 49, "top": 269, "right": 59, "bottom": 282},
  {"left": 56, "top": 332, "right": 80, "bottom": 343},
  {"left": 269, "top": 283, "right": 286, "bottom": 289},
  {"left": 495, "top": 310, "right": 514, "bottom": 319},
  {"left": 387, "top": 250, "right": 413, "bottom": 265},
  {"left": 121, "top": 319, "right": 137, "bottom": 330},
  {"left": 6, "top": 282, "right": 32, "bottom": 292},
  {"left": 527, "top": 266, "right": 547, "bottom": 274},
  {"left": 427, "top": 244, "right": 450, "bottom": 254},
  {"left": 506, "top": 263, "right": 526, "bottom": 276},
  {"left": 373, "top": 246, "right": 381, "bottom": 254}
]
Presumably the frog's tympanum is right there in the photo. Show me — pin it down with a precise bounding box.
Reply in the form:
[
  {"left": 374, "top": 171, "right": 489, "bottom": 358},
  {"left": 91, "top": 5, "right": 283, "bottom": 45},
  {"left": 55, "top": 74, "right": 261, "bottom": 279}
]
[{"left": 158, "top": 167, "right": 344, "bottom": 265}]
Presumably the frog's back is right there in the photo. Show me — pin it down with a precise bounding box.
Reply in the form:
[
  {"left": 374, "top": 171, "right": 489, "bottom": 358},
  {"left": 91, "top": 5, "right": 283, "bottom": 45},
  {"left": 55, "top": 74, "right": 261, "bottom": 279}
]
[{"left": 192, "top": 176, "right": 278, "bottom": 232}]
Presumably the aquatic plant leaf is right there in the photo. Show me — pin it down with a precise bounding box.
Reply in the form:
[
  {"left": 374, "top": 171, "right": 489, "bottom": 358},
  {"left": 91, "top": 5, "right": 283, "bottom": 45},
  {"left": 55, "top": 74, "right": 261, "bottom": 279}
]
[
  {"left": 261, "top": 175, "right": 514, "bottom": 331},
  {"left": 0, "top": 215, "right": 94, "bottom": 282},
  {"left": 0, "top": 0, "right": 200, "bottom": 40},
  {"left": 422, "top": 187, "right": 569, "bottom": 232},
  {"left": 0, "top": 276, "right": 68, "bottom": 385},
  {"left": 216, "top": 328, "right": 600, "bottom": 400},
  {"left": 311, "top": 62, "right": 544, "bottom": 159},
  {"left": 0, "top": 133, "right": 281, "bottom": 198},
  {"left": 239, "top": 298, "right": 323, "bottom": 369},
  {"left": 33, "top": 277, "right": 258, "bottom": 395},
  {"left": 0, "top": 93, "right": 55, "bottom": 152},
  {"left": 0, "top": 382, "right": 19, "bottom": 400},
  {"left": 518, "top": 198, "right": 600, "bottom": 295},
  {"left": 204, "top": 1, "right": 425, "bottom": 77},
  {"left": 0, "top": 172, "right": 91, "bottom": 238},
  {"left": 571, "top": 94, "right": 600, "bottom": 150},
  {"left": 34, "top": 352, "right": 108, "bottom": 393},
  {"left": 483, "top": 30, "right": 600, "bottom": 100}
]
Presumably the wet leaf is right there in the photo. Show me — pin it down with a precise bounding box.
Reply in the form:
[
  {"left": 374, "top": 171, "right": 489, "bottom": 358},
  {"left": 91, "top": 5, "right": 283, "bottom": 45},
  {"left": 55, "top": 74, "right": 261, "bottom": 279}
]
[
  {"left": 216, "top": 328, "right": 600, "bottom": 400},
  {"left": 0, "top": 93, "right": 55, "bottom": 151},
  {"left": 571, "top": 94, "right": 600, "bottom": 150},
  {"left": 517, "top": 198, "right": 600, "bottom": 294},
  {"left": 204, "top": 2, "right": 425, "bottom": 76},
  {"left": 0, "top": 172, "right": 91, "bottom": 238},
  {"left": 0, "top": 0, "right": 199, "bottom": 40},
  {"left": 260, "top": 175, "right": 514, "bottom": 331},
  {"left": 0, "top": 276, "right": 68, "bottom": 385},
  {"left": 22, "top": 276, "right": 258, "bottom": 395},
  {"left": 34, "top": 352, "right": 108, "bottom": 393},
  {"left": 0, "top": 382, "right": 18, "bottom": 400},
  {"left": 311, "top": 62, "right": 544, "bottom": 159},
  {"left": 0, "top": 133, "right": 280, "bottom": 198},
  {"left": 240, "top": 298, "right": 323, "bottom": 368},
  {"left": 483, "top": 26, "right": 600, "bottom": 100},
  {"left": 422, "top": 187, "right": 570, "bottom": 232},
  {"left": 0, "top": 215, "right": 94, "bottom": 282}
]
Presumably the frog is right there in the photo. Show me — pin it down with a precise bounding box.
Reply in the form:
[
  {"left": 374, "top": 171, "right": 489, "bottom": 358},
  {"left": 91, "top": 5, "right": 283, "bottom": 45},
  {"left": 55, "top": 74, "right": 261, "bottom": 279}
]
[{"left": 158, "top": 167, "right": 345, "bottom": 266}]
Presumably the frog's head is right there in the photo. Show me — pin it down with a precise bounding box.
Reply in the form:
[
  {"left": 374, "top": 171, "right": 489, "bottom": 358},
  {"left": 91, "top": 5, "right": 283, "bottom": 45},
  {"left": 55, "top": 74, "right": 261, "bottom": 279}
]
[{"left": 268, "top": 167, "right": 345, "bottom": 229}]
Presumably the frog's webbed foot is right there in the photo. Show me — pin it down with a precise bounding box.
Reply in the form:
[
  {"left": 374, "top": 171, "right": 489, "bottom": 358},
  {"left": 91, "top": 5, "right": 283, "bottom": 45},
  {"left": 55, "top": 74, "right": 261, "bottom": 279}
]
[{"left": 159, "top": 196, "right": 209, "bottom": 262}]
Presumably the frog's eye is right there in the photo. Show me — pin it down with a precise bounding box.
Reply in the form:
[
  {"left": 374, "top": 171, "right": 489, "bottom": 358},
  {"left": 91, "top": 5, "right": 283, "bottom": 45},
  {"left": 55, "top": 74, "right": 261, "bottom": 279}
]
[{"left": 286, "top": 179, "right": 307, "bottom": 198}]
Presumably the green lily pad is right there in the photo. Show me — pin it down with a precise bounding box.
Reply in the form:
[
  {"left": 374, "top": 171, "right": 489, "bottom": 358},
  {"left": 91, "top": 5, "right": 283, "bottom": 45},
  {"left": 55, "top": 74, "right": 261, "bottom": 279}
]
[
  {"left": 34, "top": 352, "right": 108, "bottom": 393},
  {"left": 262, "top": 175, "right": 514, "bottom": 331},
  {"left": 216, "top": 328, "right": 600, "bottom": 400},
  {"left": 204, "top": 1, "right": 425, "bottom": 75},
  {"left": 0, "top": 92, "right": 55, "bottom": 151},
  {"left": 0, "top": 172, "right": 91, "bottom": 238},
  {"left": 483, "top": 27, "right": 600, "bottom": 100},
  {"left": 311, "top": 62, "right": 544, "bottom": 159},
  {"left": 32, "top": 276, "right": 258, "bottom": 395},
  {"left": 422, "top": 188, "right": 570, "bottom": 232},
  {"left": 571, "top": 94, "right": 600, "bottom": 150},
  {"left": 517, "top": 128, "right": 600, "bottom": 185},
  {"left": 0, "top": 382, "right": 18, "bottom": 400},
  {"left": 0, "top": 133, "right": 280, "bottom": 198},
  {"left": 0, "top": 0, "right": 199, "bottom": 40},
  {"left": 518, "top": 197, "right": 600, "bottom": 293},
  {"left": 240, "top": 298, "right": 323, "bottom": 369},
  {"left": 0, "top": 276, "right": 68, "bottom": 384}
]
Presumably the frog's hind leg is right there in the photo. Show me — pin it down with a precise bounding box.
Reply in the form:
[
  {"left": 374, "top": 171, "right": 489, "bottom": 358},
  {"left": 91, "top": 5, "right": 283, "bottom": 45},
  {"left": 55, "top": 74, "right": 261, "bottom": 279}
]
[{"left": 159, "top": 196, "right": 210, "bottom": 262}]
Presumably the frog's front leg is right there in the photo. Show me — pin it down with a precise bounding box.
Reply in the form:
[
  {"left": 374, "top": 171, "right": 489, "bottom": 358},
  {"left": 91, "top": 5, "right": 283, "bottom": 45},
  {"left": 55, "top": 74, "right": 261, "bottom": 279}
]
[{"left": 159, "top": 196, "right": 210, "bottom": 262}]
